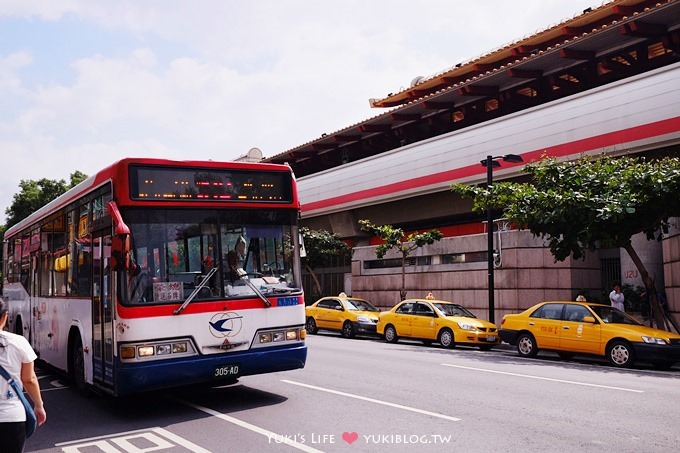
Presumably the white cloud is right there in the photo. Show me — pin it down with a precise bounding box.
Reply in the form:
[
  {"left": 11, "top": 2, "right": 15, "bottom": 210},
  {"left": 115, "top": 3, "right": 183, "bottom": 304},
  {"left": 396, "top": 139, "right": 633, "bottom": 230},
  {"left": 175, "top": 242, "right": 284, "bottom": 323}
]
[
  {"left": 0, "top": 51, "right": 32, "bottom": 96},
  {"left": 0, "top": 0, "right": 600, "bottom": 221}
]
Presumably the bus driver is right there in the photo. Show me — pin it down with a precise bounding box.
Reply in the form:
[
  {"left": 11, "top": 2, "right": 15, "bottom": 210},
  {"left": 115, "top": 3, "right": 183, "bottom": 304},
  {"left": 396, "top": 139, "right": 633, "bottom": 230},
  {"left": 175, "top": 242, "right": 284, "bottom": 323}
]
[{"left": 227, "top": 236, "right": 247, "bottom": 282}]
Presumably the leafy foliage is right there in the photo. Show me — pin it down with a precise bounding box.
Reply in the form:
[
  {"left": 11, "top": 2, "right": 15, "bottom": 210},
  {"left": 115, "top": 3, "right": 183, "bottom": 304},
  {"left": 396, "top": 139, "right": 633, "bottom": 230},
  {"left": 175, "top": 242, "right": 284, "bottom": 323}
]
[
  {"left": 300, "top": 227, "right": 352, "bottom": 268},
  {"left": 358, "top": 219, "right": 442, "bottom": 300},
  {"left": 452, "top": 155, "right": 680, "bottom": 261},
  {"left": 452, "top": 154, "right": 680, "bottom": 330},
  {"left": 358, "top": 220, "right": 443, "bottom": 259},
  {"left": 4, "top": 171, "right": 88, "bottom": 230},
  {"left": 300, "top": 227, "right": 352, "bottom": 298}
]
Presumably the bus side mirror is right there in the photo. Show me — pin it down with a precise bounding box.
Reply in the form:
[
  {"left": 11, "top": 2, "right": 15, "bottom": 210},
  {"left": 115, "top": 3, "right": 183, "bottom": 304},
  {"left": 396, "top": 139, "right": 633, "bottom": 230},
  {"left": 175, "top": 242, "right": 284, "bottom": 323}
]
[
  {"left": 107, "top": 200, "right": 133, "bottom": 271},
  {"left": 111, "top": 234, "right": 131, "bottom": 271}
]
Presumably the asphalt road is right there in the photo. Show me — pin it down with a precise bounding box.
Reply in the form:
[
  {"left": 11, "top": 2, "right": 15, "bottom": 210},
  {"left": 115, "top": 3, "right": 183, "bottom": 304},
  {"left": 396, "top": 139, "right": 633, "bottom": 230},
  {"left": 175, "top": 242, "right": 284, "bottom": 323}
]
[{"left": 26, "top": 333, "right": 680, "bottom": 453}]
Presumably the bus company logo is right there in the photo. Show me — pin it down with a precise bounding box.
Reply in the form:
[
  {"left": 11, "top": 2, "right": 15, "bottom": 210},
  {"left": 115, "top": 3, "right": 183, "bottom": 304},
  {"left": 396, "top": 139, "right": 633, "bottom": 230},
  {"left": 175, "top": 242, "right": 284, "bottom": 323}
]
[{"left": 208, "top": 312, "right": 243, "bottom": 338}]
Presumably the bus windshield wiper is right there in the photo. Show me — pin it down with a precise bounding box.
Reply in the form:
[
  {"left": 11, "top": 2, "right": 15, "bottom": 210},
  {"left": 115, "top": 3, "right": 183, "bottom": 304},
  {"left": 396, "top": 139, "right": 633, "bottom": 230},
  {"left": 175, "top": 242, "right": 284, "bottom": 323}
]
[
  {"left": 272, "top": 287, "right": 301, "bottom": 295},
  {"left": 173, "top": 266, "right": 219, "bottom": 315},
  {"left": 236, "top": 269, "right": 272, "bottom": 307}
]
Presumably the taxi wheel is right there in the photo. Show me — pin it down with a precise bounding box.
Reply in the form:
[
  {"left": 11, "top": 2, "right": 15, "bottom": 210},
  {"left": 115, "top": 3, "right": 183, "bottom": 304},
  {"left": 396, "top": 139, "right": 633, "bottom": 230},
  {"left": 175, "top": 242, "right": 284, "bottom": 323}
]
[
  {"left": 607, "top": 340, "right": 635, "bottom": 368},
  {"left": 305, "top": 317, "right": 318, "bottom": 334},
  {"left": 516, "top": 332, "right": 538, "bottom": 358},
  {"left": 438, "top": 328, "right": 455, "bottom": 349},
  {"left": 384, "top": 325, "right": 399, "bottom": 343},
  {"left": 342, "top": 321, "right": 356, "bottom": 338}
]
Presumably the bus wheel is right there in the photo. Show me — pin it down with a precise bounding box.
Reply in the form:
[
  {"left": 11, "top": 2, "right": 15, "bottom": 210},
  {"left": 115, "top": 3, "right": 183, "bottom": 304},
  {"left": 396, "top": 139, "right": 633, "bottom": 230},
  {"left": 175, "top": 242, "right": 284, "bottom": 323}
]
[{"left": 70, "top": 336, "right": 90, "bottom": 396}]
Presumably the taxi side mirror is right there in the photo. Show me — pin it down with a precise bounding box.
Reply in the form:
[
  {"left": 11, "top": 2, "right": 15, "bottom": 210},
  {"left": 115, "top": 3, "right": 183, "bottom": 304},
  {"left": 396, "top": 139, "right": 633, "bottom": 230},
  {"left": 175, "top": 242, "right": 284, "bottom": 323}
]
[
  {"left": 582, "top": 316, "right": 596, "bottom": 323},
  {"left": 335, "top": 306, "right": 344, "bottom": 311}
]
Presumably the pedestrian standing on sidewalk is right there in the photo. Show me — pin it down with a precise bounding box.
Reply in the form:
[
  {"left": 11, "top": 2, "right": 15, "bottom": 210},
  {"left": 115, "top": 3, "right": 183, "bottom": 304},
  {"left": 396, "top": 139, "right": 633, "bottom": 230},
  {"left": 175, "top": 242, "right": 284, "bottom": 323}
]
[
  {"left": 609, "top": 282, "right": 625, "bottom": 312},
  {"left": 0, "top": 299, "right": 47, "bottom": 453}
]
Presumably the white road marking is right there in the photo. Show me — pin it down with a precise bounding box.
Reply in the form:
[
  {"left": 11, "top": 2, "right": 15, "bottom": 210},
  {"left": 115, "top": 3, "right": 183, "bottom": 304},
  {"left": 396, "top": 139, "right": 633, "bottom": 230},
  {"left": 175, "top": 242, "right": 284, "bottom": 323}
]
[
  {"left": 56, "top": 427, "right": 211, "bottom": 452},
  {"left": 281, "top": 379, "right": 461, "bottom": 422},
  {"left": 175, "top": 399, "right": 324, "bottom": 453},
  {"left": 147, "top": 428, "right": 213, "bottom": 452},
  {"left": 441, "top": 363, "right": 645, "bottom": 393},
  {"left": 42, "top": 386, "right": 69, "bottom": 392}
]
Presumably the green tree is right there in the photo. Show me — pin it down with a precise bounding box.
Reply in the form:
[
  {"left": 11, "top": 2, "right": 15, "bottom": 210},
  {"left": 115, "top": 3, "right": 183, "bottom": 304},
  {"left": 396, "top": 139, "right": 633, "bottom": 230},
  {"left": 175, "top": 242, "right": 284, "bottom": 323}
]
[
  {"left": 452, "top": 154, "right": 680, "bottom": 331},
  {"left": 4, "top": 171, "right": 88, "bottom": 230},
  {"left": 358, "top": 219, "right": 443, "bottom": 301},
  {"left": 300, "top": 227, "right": 352, "bottom": 300}
]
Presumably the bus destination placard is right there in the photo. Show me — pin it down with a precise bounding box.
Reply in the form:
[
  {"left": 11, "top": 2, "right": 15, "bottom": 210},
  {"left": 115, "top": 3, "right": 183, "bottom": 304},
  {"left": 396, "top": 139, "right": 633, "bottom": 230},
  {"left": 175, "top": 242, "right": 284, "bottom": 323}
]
[{"left": 129, "top": 165, "right": 293, "bottom": 202}]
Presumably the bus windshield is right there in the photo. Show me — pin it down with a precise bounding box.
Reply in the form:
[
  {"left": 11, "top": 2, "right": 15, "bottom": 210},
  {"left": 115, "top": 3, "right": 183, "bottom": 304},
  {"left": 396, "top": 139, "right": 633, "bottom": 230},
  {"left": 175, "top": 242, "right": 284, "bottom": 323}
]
[{"left": 123, "top": 207, "right": 301, "bottom": 305}]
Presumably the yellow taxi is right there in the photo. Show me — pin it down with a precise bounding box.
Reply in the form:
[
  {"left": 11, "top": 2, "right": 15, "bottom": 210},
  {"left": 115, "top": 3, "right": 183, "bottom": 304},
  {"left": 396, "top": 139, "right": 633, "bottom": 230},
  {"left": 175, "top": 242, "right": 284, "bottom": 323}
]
[
  {"left": 377, "top": 294, "right": 500, "bottom": 349},
  {"left": 305, "top": 293, "right": 380, "bottom": 338},
  {"left": 499, "top": 301, "right": 680, "bottom": 368}
]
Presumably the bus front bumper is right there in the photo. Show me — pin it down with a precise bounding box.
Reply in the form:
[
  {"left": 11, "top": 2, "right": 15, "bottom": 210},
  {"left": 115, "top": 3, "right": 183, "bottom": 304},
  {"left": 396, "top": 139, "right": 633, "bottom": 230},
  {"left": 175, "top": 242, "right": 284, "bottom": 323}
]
[{"left": 113, "top": 343, "right": 307, "bottom": 395}]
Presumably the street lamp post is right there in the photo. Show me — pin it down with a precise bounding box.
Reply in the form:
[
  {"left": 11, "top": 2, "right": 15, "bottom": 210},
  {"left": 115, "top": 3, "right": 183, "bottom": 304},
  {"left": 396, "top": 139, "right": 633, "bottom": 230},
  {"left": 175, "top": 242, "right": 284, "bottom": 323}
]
[{"left": 480, "top": 154, "right": 523, "bottom": 324}]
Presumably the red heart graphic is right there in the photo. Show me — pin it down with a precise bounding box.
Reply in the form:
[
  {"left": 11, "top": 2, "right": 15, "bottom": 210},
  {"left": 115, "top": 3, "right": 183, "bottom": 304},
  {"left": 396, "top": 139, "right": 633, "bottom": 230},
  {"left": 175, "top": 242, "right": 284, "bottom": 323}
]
[{"left": 342, "top": 432, "right": 359, "bottom": 444}]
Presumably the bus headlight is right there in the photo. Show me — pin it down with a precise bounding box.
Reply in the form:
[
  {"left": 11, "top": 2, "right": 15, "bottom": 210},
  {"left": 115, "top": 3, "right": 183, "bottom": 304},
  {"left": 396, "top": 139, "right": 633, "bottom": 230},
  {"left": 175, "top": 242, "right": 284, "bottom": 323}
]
[
  {"left": 253, "top": 326, "right": 304, "bottom": 348},
  {"left": 156, "top": 344, "right": 172, "bottom": 355},
  {"left": 138, "top": 346, "right": 155, "bottom": 357},
  {"left": 119, "top": 338, "right": 197, "bottom": 362},
  {"left": 173, "top": 342, "right": 188, "bottom": 353}
]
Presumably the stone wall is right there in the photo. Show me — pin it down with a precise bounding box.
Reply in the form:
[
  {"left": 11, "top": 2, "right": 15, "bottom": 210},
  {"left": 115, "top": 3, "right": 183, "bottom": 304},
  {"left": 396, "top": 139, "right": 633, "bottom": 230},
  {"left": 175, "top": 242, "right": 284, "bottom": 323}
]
[{"left": 351, "top": 230, "right": 601, "bottom": 321}]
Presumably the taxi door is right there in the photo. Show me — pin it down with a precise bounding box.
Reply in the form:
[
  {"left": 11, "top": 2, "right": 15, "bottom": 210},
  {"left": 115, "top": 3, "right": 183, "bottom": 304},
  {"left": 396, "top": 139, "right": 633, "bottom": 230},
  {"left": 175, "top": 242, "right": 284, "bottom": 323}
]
[
  {"left": 559, "top": 304, "right": 601, "bottom": 354},
  {"left": 411, "top": 302, "right": 437, "bottom": 340},
  {"left": 392, "top": 302, "right": 415, "bottom": 336},
  {"left": 315, "top": 299, "right": 343, "bottom": 330},
  {"left": 528, "top": 303, "right": 563, "bottom": 350}
]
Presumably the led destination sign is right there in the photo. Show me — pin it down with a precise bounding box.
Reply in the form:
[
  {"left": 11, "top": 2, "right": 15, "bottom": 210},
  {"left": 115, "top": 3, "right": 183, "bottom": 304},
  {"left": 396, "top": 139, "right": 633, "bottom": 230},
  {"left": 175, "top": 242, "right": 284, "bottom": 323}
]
[{"left": 129, "top": 165, "right": 293, "bottom": 202}]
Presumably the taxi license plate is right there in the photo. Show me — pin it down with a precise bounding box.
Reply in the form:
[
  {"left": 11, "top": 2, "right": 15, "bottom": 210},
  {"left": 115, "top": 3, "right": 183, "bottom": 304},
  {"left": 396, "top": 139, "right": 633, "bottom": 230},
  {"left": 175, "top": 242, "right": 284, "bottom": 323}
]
[
  {"left": 486, "top": 336, "right": 497, "bottom": 342},
  {"left": 213, "top": 364, "right": 240, "bottom": 379}
]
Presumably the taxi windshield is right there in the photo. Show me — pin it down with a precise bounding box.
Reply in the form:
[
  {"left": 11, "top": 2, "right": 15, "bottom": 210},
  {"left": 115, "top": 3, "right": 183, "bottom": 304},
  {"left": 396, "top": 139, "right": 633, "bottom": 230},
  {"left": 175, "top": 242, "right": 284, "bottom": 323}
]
[
  {"left": 589, "top": 305, "right": 641, "bottom": 325},
  {"left": 433, "top": 303, "right": 476, "bottom": 318},
  {"left": 345, "top": 299, "right": 379, "bottom": 312}
]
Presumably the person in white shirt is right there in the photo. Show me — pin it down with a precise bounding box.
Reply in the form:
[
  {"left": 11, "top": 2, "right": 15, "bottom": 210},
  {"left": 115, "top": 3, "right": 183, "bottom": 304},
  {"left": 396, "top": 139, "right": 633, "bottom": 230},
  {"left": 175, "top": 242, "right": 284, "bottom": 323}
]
[
  {"left": 609, "top": 282, "right": 625, "bottom": 312},
  {"left": 0, "top": 299, "right": 47, "bottom": 453}
]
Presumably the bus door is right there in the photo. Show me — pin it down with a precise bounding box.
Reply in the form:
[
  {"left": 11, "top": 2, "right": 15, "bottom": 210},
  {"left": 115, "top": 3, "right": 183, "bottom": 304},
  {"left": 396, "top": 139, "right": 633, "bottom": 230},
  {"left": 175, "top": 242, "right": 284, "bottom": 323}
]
[
  {"left": 92, "top": 232, "right": 114, "bottom": 388},
  {"left": 29, "top": 252, "right": 40, "bottom": 350}
]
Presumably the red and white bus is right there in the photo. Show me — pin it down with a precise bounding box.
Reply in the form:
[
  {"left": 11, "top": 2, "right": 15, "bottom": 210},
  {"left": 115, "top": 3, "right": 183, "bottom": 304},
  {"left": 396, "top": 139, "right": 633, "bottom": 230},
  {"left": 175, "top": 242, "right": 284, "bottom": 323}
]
[{"left": 2, "top": 158, "right": 307, "bottom": 395}]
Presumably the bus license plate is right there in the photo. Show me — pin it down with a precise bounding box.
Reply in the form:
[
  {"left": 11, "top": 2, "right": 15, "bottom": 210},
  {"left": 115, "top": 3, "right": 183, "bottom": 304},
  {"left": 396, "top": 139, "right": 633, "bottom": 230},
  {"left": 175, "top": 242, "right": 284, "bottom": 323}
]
[{"left": 214, "top": 364, "right": 240, "bottom": 378}]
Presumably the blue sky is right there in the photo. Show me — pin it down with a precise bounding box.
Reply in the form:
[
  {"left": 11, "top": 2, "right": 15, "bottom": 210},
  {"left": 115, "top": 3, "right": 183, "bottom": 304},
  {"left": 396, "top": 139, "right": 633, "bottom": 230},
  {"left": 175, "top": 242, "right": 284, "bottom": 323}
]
[{"left": 0, "top": 0, "right": 598, "bottom": 222}]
